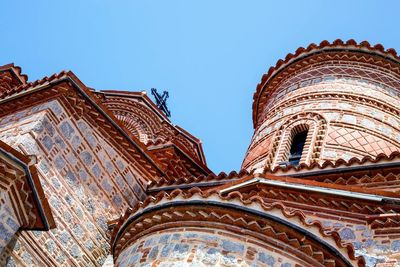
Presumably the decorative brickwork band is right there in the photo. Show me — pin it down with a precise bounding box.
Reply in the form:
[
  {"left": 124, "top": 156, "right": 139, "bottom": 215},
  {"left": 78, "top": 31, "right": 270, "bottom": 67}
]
[{"left": 111, "top": 188, "right": 363, "bottom": 266}]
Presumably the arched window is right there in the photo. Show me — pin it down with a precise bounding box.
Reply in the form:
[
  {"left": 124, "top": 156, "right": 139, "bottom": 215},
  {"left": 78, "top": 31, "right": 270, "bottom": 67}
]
[
  {"left": 288, "top": 130, "right": 308, "bottom": 165},
  {"left": 267, "top": 113, "right": 327, "bottom": 169}
]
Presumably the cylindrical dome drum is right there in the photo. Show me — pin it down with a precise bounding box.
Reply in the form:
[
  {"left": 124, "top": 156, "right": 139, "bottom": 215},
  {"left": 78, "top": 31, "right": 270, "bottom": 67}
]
[{"left": 243, "top": 40, "right": 400, "bottom": 172}]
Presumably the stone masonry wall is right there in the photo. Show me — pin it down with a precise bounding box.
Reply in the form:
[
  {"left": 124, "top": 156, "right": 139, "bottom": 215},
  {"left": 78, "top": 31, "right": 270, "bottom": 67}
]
[
  {"left": 116, "top": 228, "right": 296, "bottom": 267},
  {"left": 0, "top": 100, "right": 146, "bottom": 266},
  {"left": 0, "top": 191, "right": 19, "bottom": 255},
  {"left": 303, "top": 214, "right": 400, "bottom": 266}
]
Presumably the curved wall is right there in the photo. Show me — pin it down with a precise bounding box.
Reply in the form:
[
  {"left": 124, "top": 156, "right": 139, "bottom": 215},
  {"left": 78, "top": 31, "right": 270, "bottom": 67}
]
[
  {"left": 112, "top": 195, "right": 360, "bottom": 267},
  {"left": 116, "top": 228, "right": 296, "bottom": 267},
  {"left": 243, "top": 49, "right": 400, "bottom": 171}
]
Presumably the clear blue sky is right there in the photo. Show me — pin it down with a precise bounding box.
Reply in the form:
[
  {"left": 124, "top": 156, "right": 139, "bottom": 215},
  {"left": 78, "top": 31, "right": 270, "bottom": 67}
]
[{"left": 2, "top": 1, "right": 399, "bottom": 173}]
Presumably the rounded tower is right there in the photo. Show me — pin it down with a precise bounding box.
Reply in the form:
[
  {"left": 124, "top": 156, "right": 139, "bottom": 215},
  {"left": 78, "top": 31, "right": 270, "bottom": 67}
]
[{"left": 243, "top": 40, "right": 400, "bottom": 172}]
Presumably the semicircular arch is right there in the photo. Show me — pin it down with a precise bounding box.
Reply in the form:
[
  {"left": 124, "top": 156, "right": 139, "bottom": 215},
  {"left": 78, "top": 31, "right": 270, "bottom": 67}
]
[{"left": 112, "top": 192, "right": 362, "bottom": 267}]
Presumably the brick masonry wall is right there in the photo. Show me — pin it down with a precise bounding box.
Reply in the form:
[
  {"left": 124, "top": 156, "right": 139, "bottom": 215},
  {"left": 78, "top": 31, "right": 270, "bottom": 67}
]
[
  {"left": 0, "top": 100, "right": 147, "bottom": 266},
  {"left": 0, "top": 192, "right": 19, "bottom": 255},
  {"left": 244, "top": 75, "right": 400, "bottom": 172},
  {"left": 116, "top": 228, "right": 296, "bottom": 267},
  {"left": 302, "top": 214, "right": 400, "bottom": 266}
]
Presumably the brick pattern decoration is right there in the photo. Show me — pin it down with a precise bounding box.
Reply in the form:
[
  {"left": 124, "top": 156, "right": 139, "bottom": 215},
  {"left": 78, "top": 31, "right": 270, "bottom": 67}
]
[
  {"left": 0, "top": 64, "right": 26, "bottom": 95},
  {"left": 259, "top": 63, "right": 400, "bottom": 120},
  {"left": 0, "top": 78, "right": 164, "bottom": 181},
  {"left": 111, "top": 188, "right": 362, "bottom": 267},
  {"left": 243, "top": 174, "right": 400, "bottom": 266},
  {"left": 312, "top": 218, "right": 400, "bottom": 267},
  {"left": 246, "top": 184, "right": 400, "bottom": 265},
  {"left": 98, "top": 92, "right": 206, "bottom": 164},
  {"left": 325, "top": 125, "right": 398, "bottom": 158},
  {"left": 244, "top": 74, "right": 400, "bottom": 172},
  {"left": 116, "top": 229, "right": 296, "bottom": 267},
  {"left": 148, "top": 145, "right": 211, "bottom": 178},
  {"left": 97, "top": 92, "right": 212, "bottom": 180},
  {"left": 0, "top": 139, "right": 55, "bottom": 257},
  {"left": 0, "top": 72, "right": 19, "bottom": 93},
  {"left": 241, "top": 136, "right": 272, "bottom": 169},
  {"left": 302, "top": 217, "right": 400, "bottom": 266},
  {"left": 252, "top": 40, "right": 400, "bottom": 128},
  {"left": 321, "top": 166, "right": 400, "bottom": 192},
  {"left": 102, "top": 95, "right": 162, "bottom": 144},
  {"left": 0, "top": 100, "right": 146, "bottom": 266},
  {"left": 0, "top": 159, "right": 34, "bottom": 232},
  {"left": 266, "top": 113, "right": 326, "bottom": 169},
  {"left": 3, "top": 42, "right": 400, "bottom": 267},
  {"left": 0, "top": 192, "right": 19, "bottom": 254},
  {"left": 220, "top": 173, "right": 400, "bottom": 266}
]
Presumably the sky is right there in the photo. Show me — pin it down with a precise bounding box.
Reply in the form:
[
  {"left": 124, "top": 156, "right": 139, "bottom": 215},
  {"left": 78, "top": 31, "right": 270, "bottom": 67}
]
[{"left": 1, "top": 1, "right": 400, "bottom": 173}]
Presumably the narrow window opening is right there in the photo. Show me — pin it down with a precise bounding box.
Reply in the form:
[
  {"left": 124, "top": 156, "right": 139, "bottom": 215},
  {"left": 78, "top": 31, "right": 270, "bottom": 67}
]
[{"left": 288, "top": 130, "right": 308, "bottom": 165}]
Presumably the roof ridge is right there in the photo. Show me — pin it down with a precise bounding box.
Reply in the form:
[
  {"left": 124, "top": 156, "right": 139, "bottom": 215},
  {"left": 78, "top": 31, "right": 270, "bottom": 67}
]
[
  {"left": 0, "top": 63, "right": 29, "bottom": 84},
  {"left": 148, "top": 168, "right": 251, "bottom": 188},
  {"left": 0, "top": 69, "right": 69, "bottom": 100}
]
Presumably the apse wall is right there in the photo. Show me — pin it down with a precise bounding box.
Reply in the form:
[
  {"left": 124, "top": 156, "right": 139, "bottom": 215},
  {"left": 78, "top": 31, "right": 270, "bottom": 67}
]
[
  {"left": 112, "top": 195, "right": 359, "bottom": 267},
  {"left": 115, "top": 229, "right": 296, "bottom": 267}
]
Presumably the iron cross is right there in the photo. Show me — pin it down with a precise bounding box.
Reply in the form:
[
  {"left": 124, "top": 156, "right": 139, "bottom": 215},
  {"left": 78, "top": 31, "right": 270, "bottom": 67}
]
[{"left": 151, "top": 88, "right": 171, "bottom": 118}]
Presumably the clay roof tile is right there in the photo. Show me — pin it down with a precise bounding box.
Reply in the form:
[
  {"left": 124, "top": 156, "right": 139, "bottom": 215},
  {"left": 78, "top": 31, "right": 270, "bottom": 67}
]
[
  {"left": 265, "top": 151, "right": 400, "bottom": 174},
  {"left": 111, "top": 186, "right": 365, "bottom": 266}
]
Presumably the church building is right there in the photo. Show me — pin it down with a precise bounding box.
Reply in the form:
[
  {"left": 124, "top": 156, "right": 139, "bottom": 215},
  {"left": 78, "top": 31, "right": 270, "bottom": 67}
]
[{"left": 1, "top": 40, "right": 400, "bottom": 266}]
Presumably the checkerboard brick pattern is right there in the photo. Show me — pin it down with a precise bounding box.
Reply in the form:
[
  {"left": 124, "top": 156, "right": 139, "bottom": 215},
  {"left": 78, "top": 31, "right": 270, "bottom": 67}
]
[{"left": 0, "top": 100, "right": 146, "bottom": 266}]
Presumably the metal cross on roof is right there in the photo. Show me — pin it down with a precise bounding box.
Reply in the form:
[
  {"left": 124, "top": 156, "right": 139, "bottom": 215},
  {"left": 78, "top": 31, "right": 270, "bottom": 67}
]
[{"left": 151, "top": 88, "right": 171, "bottom": 118}]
